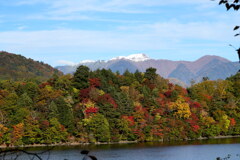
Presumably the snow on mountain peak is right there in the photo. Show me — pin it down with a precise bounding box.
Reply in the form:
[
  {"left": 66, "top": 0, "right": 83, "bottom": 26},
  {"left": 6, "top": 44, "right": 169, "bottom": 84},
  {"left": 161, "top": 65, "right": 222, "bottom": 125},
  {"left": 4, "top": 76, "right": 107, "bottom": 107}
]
[
  {"left": 80, "top": 60, "right": 96, "bottom": 64},
  {"left": 110, "top": 53, "right": 150, "bottom": 62}
]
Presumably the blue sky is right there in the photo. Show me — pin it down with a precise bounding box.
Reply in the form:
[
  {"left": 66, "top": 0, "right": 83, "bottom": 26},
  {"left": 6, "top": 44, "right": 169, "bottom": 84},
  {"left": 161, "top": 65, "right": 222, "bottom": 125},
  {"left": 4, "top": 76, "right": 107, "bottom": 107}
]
[{"left": 0, "top": 0, "right": 239, "bottom": 66}]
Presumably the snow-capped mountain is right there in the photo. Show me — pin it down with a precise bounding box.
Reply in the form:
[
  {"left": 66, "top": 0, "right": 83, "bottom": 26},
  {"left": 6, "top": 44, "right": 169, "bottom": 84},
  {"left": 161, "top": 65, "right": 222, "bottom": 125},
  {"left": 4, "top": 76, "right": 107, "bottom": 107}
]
[
  {"left": 110, "top": 53, "right": 150, "bottom": 62},
  {"left": 56, "top": 54, "right": 240, "bottom": 86},
  {"left": 80, "top": 60, "right": 96, "bottom": 63}
]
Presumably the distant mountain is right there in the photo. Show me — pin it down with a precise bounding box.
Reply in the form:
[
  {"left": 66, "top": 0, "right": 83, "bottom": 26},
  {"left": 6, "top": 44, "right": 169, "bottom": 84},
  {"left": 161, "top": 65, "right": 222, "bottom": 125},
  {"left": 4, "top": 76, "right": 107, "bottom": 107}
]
[
  {"left": 195, "top": 59, "right": 238, "bottom": 81},
  {"left": 108, "top": 60, "right": 138, "bottom": 73},
  {"left": 0, "top": 51, "right": 62, "bottom": 81},
  {"left": 168, "top": 64, "right": 195, "bottom": 85},
  {"left": 56, "top": 53, "right": 240, "bottom": 85}
]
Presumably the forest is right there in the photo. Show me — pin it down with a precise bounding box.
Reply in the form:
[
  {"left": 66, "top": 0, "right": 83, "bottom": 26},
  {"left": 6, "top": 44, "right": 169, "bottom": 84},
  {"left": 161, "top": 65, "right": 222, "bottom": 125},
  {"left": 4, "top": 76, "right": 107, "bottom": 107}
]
[{"left": 0, "top": 65, "right": 240, "bottom": 146}]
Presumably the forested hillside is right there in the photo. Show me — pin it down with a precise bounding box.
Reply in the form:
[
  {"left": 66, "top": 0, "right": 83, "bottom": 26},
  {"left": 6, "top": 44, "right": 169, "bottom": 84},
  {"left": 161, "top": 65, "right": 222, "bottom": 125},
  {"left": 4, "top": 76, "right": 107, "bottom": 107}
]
[
  {"left": 0, "top": 65, "right": 239, "bottom": 146},
  {"left": 0, "top": 51, "right": 62, "bottom": 81}
]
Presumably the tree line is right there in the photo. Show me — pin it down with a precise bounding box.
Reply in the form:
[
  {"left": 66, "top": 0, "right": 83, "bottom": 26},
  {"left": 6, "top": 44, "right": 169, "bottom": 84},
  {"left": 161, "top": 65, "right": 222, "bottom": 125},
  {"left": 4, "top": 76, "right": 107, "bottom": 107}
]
[{"left": 0, "top": 65, "right": 240, "bottom": 146}]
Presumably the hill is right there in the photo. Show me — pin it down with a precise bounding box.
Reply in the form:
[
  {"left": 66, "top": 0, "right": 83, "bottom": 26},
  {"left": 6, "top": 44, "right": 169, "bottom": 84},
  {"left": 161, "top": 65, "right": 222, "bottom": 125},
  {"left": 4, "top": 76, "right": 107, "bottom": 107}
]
[{"left": 0, "top": 51, "right": 62, "bottom": 81}]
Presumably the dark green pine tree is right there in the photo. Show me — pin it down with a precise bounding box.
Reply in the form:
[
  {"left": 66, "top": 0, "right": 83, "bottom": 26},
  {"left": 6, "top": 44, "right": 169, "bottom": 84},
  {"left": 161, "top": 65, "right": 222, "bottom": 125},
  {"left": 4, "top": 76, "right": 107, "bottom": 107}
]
[
  {"left": 48, "top": 101, "right": 59, "bottom": 119},
  {"left": 21, "top": 82, "right": 40, "bottom": 99},
  {"left": 134, "top": 69, "right": 144, "bottom": 83},
  {"left": 17, "top": 93, "right": 33, "bottom": 109},
  {"left": 88, "top": 113, "right": 110, "bottom": 142},
  {"left": 114, "top": 92, "right": 134, "bottom": 116},
  {"left": 227, "top": 73, "right": 240, "bottom": 98},
  {"left": 73, "top": 65, "right": 90, "bottom": 90},
  {"left": 54, "top": 97, "right": 74, "bottom": 133},
  {"left": 144, "top": 67, "right": 157, "bottom": 82}
]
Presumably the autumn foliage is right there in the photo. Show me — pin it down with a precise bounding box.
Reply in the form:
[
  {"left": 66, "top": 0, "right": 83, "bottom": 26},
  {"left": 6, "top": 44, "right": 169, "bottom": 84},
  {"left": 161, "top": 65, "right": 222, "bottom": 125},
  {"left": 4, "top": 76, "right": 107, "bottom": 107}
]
[{"left": 0, "top": 66, "right": 240, "bottom": 145}]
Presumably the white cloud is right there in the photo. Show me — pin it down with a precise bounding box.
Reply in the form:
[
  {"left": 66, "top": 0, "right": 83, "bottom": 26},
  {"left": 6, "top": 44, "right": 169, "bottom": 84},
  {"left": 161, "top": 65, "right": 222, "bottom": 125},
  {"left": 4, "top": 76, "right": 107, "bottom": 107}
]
[
  {"left": 118, "top": 21, "right": 234, "bottom": 41},
  {"left": 0, "top": 19, "right": 237, "bottom": 66},
  {"left": 0, "top": 21, "right": 234, "bottom": 52},
  {"left": 0, "top": 30, "right": 154, "bottom": 51}
]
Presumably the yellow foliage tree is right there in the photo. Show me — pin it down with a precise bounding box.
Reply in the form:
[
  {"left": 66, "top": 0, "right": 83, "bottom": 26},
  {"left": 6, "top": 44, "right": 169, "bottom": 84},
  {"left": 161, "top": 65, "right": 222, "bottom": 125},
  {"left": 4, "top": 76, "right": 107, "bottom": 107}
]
[
  {"left": 120, "top": 86, "right": 130, "bottom": 95},
  {"left": 219, "top": 115, "right": 230, "bottom": 133},
  {"left": 169, "top": 96, "right": 191, "bottom": 119},
  {"left": 12, "top": 123, "right": 24, "bottom": 145},
  {"left": 201, "top": 116, "right": 215, "bottom": 127},
  {"left": 0, "top": 124, "right": 8, "bottom": 144}
]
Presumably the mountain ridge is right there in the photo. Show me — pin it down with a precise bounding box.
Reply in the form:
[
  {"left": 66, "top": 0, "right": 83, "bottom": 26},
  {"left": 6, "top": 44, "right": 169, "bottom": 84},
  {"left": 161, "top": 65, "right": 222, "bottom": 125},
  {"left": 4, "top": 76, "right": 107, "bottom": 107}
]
[{"left": 56, "top": 54, "right": 240, "bottom": 85}]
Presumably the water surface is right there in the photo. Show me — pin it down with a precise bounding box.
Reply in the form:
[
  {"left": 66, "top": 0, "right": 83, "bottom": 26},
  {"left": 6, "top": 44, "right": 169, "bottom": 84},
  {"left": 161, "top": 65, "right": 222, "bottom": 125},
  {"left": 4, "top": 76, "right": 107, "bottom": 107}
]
[{"left": 6, "top": 138, "right": 240, "bottom": 160}]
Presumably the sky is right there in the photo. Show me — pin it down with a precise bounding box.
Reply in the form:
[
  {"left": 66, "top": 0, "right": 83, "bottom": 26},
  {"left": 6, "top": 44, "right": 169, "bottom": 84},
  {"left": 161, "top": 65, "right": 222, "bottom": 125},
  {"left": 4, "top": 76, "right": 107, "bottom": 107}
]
[{"left": 0, "top": 0, "right": 239, "bottom": 66}]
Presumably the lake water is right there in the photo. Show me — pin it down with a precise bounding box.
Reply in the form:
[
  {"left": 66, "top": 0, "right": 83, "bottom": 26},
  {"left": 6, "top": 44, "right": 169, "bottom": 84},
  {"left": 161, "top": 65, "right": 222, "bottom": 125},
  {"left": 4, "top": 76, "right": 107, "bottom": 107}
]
[{"left": 3, "top": 138, "right": 240, "bottom": 160}]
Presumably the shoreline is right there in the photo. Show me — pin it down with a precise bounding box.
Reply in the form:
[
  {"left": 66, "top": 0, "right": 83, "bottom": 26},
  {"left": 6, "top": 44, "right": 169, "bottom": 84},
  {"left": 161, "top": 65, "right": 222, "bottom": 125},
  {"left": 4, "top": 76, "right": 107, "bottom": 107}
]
[
  {"left": 0, "top": 140, "right": 138, "bottom": 149},
  {"left": 1, "top": 135, "right": 240, "bottom": 149}
]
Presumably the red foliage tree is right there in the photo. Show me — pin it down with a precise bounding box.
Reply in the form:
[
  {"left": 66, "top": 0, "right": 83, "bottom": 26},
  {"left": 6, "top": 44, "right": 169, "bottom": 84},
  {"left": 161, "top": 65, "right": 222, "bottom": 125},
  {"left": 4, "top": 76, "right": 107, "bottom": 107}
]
[
  {"left": 190, "top": 102, "right": 201, "bottom": 108},
  {"left": 203, "top": 94, "right": 212, "bottom": 101},
  {"left": 164, "top": 90, "right": 172, "bottom": 98},
  {"left": 192, "top": 125, "right": 200, "bottom": 132},
  {"left": 98, "top": 94, "right": 117, "bottom": 108},
  {"left": 168, "top": 83, "right": 174, "bottom": 90},
  {"left": 186, "top": 113, "right": 200, "bottom": 132},
  {"left": 159, "top": 93, "right": 165, "bottom": 99},
  {"left": 230, "top": 118, "right": 236, "bottom": 126},
  {"left": 39, "top": 82, "right": 51, "bottom": 88},
  {"left": 175, "top": 85, "right": 188, "bottom": 96},
  {"left": 122, "top": 115, "right": 135, "bottom": 126},
  {"left": 89, "top": 78, "right": 101, "bottom": 87},
  {"left": 40, "top": 120, "right": 50, "bottom": 129},
  {"left": 79, "top": 87, "right": 92, "bottom": 100},
  {"left": 85, "top": 107, "right": 99, "bottom": 115},
  {"left": 135, "top": 105, "right": 149, "bottom": 119},
  {"left": 151, "top": 128, "right": 164, "bottom": 137}
]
